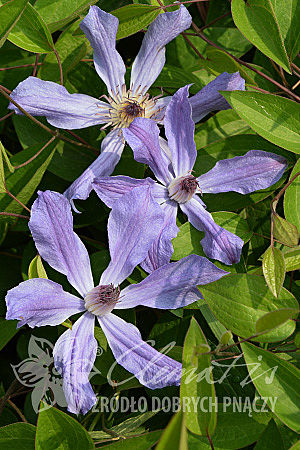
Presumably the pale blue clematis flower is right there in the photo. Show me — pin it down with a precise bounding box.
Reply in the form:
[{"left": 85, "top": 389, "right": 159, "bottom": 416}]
[
  {"left": 93, "top": 85, "right": 288, "bottom": 267},
  {"left": 8, "top": 5, "right": 192, "bottom": 203},
  {"left": 8, "top": 5, "right": 246, "bottom": 206},
  {"left": 5, "top": 188, "right": 227, "bottom": 415}
]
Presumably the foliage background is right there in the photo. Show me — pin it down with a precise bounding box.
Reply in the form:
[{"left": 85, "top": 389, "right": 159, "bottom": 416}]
[{"left": 0, "top": 0, "right": 299, "bottom": 448}]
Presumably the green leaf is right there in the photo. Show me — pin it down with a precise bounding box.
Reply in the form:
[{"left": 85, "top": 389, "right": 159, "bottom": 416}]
[
  {"left": 273, "top": 213, "right": 299, "bottom": 247},
  {"left": 156, "top": 411, "right": 188, "bottom": 450},
  {"left": 200, "top": 274, "right": 298, "bottom": 342},
  {"left": 188, "top": 406, "right": 271, "bottom": 449},
  {"left": 39, "top": 20, "right": 89, "bottom": 82},
  {"left": 3, "top": 2, "right": 54, "bottom": 53},
  {"left": 0, "top": 0, "right": 29, "bottom": 48},
  {"left": 111, "top": 4, "right": 160, "bottom": 40},
  {"left": 282, "top": 246, "right": 300, "bottom": 271},
  {"left": 221, "top": 92, "right": 300, "bottom": 153},
  {"left": 253, "top": 419, "right": 284, "bottom": 450},
  {"left": 0, "top": 423, "right": 36, "bottom": 449},
  {"left": 181, "top": 317, "right": 216, "bottom": 436},
  {"left": 196, "top": 47, "right": 257, "bottom": 85},
  {"left": 172, "top": 212, "right": 252, "bottom": 260},
  {"left": 194, "top": 109, "right": 252, "bottom": 149},
  {"left": 242, "top": 342, "right": 300, "bottom": 432},
  {"left": 284, "top": 160, "right": 300, "bottom": 231},
  {"left": 0, "top": 317, "right": 18, "bottom": 351},
  {"left": 34, "top": 0, "right": 97, "bottom": 33},
  {"left": 90, "top": 411, "right": 158, "bottom": 439},
  {"left": 36, "top": 403, "right": 95, "bottom": 449},
  {"left": 262, "top": 246, "right": 286, "bottom": 297},
  {"left": 153, "top": 65, "right": 203, "bottom": 94},
  {"left": 0, "top": 143, "right": 56, "bottom": 223},
  {"left": 232, "top": 0, "right": 292, "bottom": 73},
  {"left": 28, "top": 255, "right": 48, "bottom": 279},
  {"left": 256, "top": 308, "right": 299, "bottom": 335},
  {"left": 97, "top": 431, "right": 163, "bottom": 449}
]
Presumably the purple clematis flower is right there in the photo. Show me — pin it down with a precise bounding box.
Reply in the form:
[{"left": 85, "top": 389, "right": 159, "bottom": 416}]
[
  {"left": 8, "top": 5, "right": 191, "bottom": 203},
  {"left": 8, "top": 5, "right": 245, "bottom": 206},
  {"left": 5, "top": 188, "right": 227, "bottom": 414},
  {"left": 93, "top": 85, "right": 287, "bottom": 267}
]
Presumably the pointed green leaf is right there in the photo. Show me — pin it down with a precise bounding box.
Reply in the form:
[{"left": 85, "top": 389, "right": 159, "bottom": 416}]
[
  {"left": 1, "top": 2, "right": 54, "bottom": 53},
  {"left": 200, "top": 274, "right": 298, "bottom": 342},
  {"left": 284, "top": 161, "right": 300, "bottom": 231},
  {"left": 242, "top": 342, "right": 300, "bottom": 432},
  {"left": 232, "top": 0, "right": 292, "bottom": 73},
  {"left": 0, "top": 142, "right": 56, "bottom": 223},
  {"left": 181, "top": 317, "right": 216, "bottom": 436},
  {"left": 221, "top": 91, "right": 300, "bottom": 153},
  {"left": 256, "top": 308, "right": 299, "bottom": 335},
  {"left": 34, "top": 0, "right": 98, "bottom": 33},
  {"left": 254, "top": 419, "right": 284, "bottom": 450},
  {"left": 0, "top": 0, "right": 29, "bottom": 48},
  {"left": 112, "top": 5, "right": 160, "bottom": 40},
  {"left": 262, "top": 246, "right": 286, "bottom": 297},
  {"left": 0, "top": 317, "right": 19, "bottom": 351},
  {"left": 36, "top": 403, "right": 94, "bottom": 449},
  {"left": 28, "top": 255, "right": 48, "bottom": 279},
  {"left": 0, "top": 423, "right": 36, "bottom": 449},
  {"left": 283, "top": 246, "right": 300, "bottom": 271},
  {"left": 156, "top": 410, "right": 188, "bottom": 450},
  {"left": 273, "top": 213, "right": 299, "bottom": 247}
]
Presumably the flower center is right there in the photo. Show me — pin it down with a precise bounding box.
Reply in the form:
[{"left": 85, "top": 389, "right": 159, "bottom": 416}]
[
  {"left": 97, "top": 84, "right": 162, "bottom": 130},
  {"left": 84, "top": 284, "right": 120, "bottom": 317},
  {"left": 168, "top": 175, "right": 199, "bottom": 203}
]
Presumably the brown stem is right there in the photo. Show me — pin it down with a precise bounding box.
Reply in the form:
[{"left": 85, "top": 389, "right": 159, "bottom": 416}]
[
  {"left": 0, "top": 212, "right": 30, "bottom": 220},
  {"left": 206, "top": 429, "right": 215, "bottom": 450},
  {"left": 247, "top": 85, "right": 273, "bottom": 95},
  {"left": 7, "top": 399, "right": 27, "bottom": 422},
  {"left": 191, "top": 22, "right": 300, "bottom": 103},
  {"left": 291, "top": 63, "right": 300, "bottom": 75},
  {"left": 0, "top": 87, "right": 99, "bottom": 152},
  {"left": 0, "top": 379, "right": 21, "bottom": 416},
  {"left": 32, "top": 54, "right": 40, "bottom": 77},
  {"left": 13, "top": 135, "right": 57, "bottom": 169},
  {"left": 0, "top": 84, "right": 11, "bottom": 94},
  {"left": 163, "top": 0, "right": 209, "bottom": 8},
  {"left": 53, "top": 48, "right": 63, "bottom": 85},
  {"left": 270, "top": 172, "right": 300, "bottom": 215},
  {"left": 182, "top": 34, "right": 204, "bottom": 59},
  {"left": 66, "top": 130, "right": 99, "bottom": 155},
  {"left": 0, "top": 63, "right": 42, "bottom": 71},
  {"left": 0, "top": 111, "right": 14, "bottom": 123},
  {"left": 199, "top": 12, "right": 230, "bottom": 31}
]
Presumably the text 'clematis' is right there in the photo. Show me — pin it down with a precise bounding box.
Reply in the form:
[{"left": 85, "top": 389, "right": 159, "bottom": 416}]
[
  {"left": 93, "top": 85, "right": 287, "bottom": 267},
  {"left": 5, "top": 188, "right": 227, "bottom": 414}
]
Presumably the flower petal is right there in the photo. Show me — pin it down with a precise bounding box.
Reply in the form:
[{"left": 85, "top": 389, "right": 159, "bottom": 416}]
[
  {"left": 130, "top": 5, "right": 191, "bottom": 93},
  {"left": 80, "top": 6, "right": 126, "bottom": 96},
  {"left": 189, "top": 72, "right": 245, "bottom": 123},
  {"left": 123, "top": 118, "right": 174, "bottom": 185},
  {"left": 6, "top": 279, "right": 85, "bottom": 329},
  {"left": 180, "top": 197, "right": 244, "bottom": 265},
  {"left": 53, "top": 312, "right": 97, "bottom": 415},
  {"left": 164, "top": 85, "right": 196, "bottom": 177},
  {"left": 100, "top": 186, "right": 164, "bottom": 286},
  {"left": 198, "top": 150, "right": 287, "bottom": 194},
  {"left": 118, "top": 254, "right": 227, "bottom": 309},
  {"left": 141, "top": 200, "right": 179, "bottom": 273},
  {"left": 9, "top": 76, "right": 110, "bottom": 129},
  {"left": 93, "top": 176, "right": 155, "bottom": 208},
  {"left": 29, "top": 191, "right": 94, "bottom": 297},
  {"left": 98, "top": 313, "right": 181, "bottom": 389},
  {"left": 64, "top": 129, "right": 124, "bottom": 204}
]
